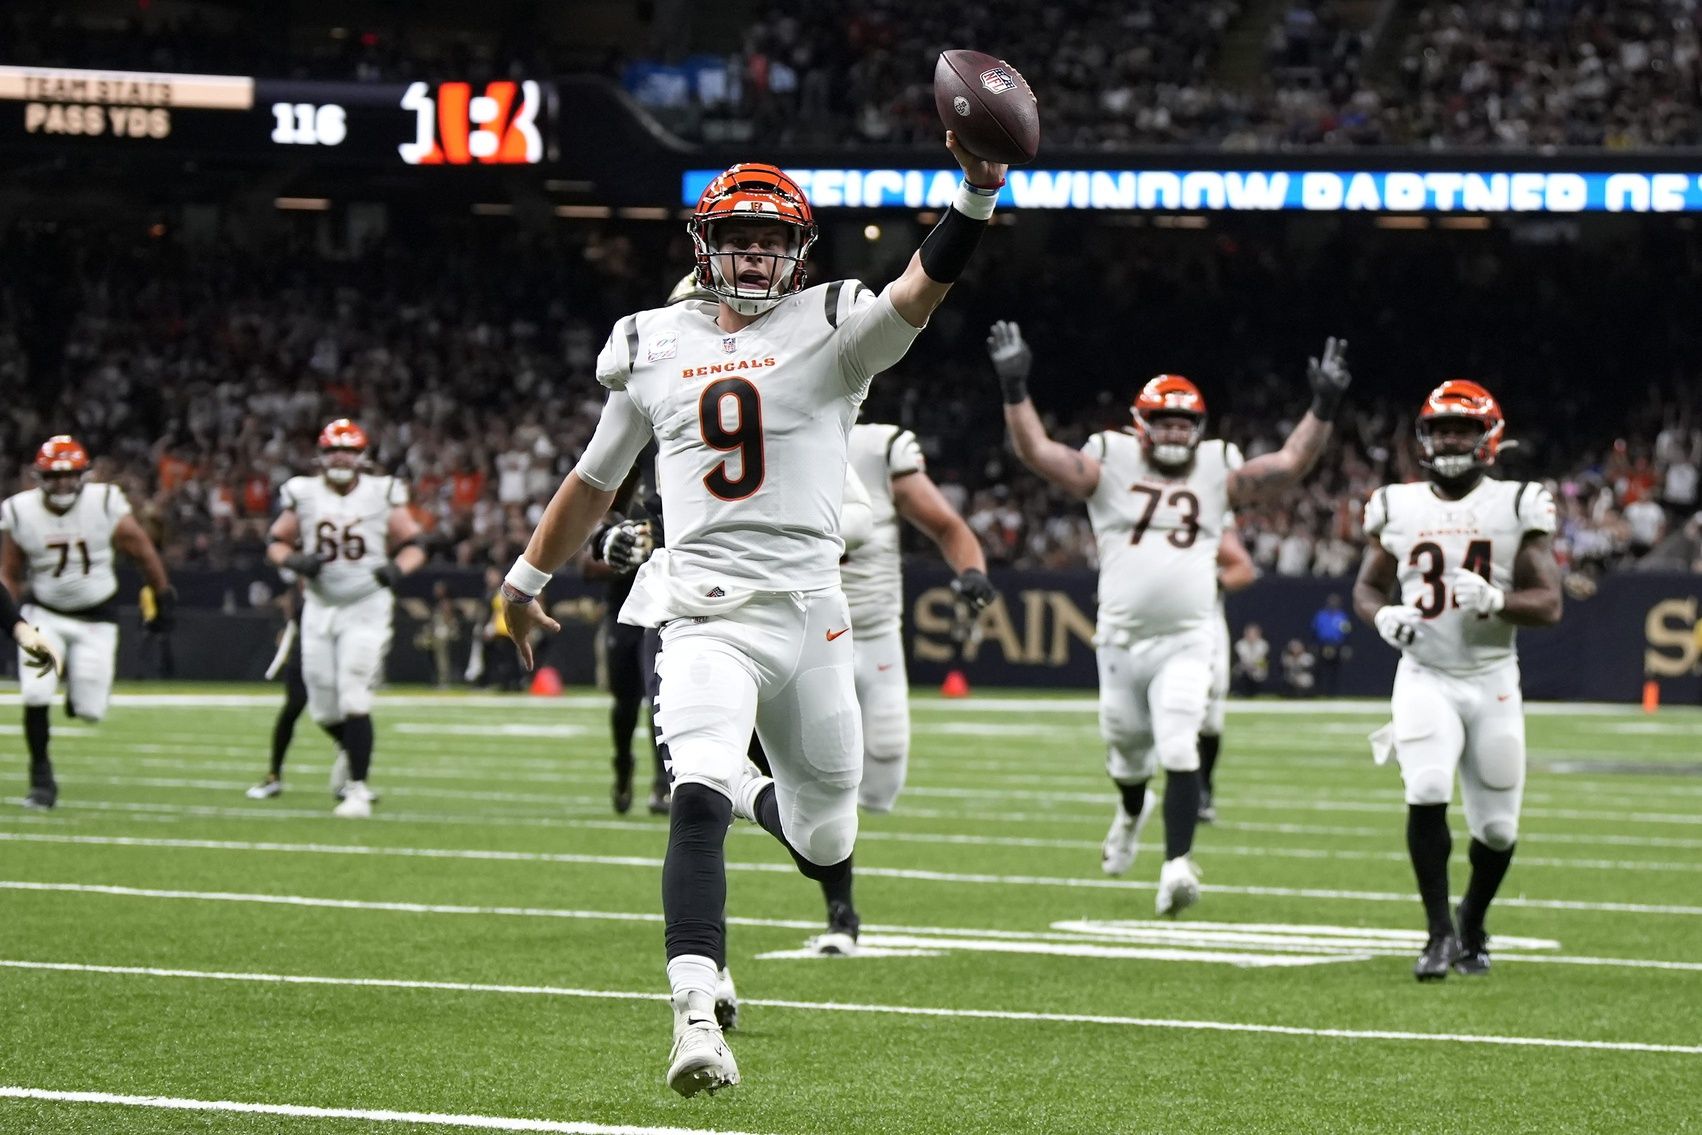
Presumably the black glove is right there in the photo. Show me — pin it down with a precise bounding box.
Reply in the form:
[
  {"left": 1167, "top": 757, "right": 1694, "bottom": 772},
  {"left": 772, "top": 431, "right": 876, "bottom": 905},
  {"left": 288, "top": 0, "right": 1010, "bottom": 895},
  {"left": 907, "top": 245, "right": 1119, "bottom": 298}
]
[
  {"left": 601, "top": 520, "right": 655, "bottom": 573},
  {"left": 985, "top": 321, "right": 1032, "bottom": 405},
  {"left": 282, "top": 552, "right": 322, "bottom": 579},
  {"left": 1306, "top": 336, "right": 1352, "bottom": 422},
  {"left": 950, "top": 568, "right": 997, "bottom": 614},
  {"left": 373, "top": 561, "right": 405, "bottom": 590},
  {"left": 145, "top": 586, "right": 176, "bottom": 634}
]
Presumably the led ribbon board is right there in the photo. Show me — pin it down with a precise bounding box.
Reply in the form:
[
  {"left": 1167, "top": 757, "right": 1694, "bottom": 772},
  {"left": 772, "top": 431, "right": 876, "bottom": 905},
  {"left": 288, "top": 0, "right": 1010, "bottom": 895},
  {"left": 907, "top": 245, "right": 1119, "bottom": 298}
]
[{"left": 683, "top": 168, "right": 1702, "bottom": 213}]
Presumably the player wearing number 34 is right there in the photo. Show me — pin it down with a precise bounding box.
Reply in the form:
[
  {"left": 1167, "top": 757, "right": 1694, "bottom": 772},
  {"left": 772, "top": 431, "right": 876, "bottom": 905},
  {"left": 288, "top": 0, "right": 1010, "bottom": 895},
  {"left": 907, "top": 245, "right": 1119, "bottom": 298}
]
[
  {"left": 988, "top": 323, "right": 1352, "bottom": 919},
  {"left": 501, "top": 137, "right": 1006, "bottom": 1097},
  {"left": 1354, "top": 381, "right": 1562, "bottom": 982},
  {"left": 265, "top": 419, "right": 425, "bottom": 819}
]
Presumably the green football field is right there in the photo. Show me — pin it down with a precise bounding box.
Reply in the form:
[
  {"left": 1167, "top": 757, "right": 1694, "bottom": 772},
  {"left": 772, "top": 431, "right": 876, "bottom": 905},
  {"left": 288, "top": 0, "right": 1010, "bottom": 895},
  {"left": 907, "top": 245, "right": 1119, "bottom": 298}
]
[{"left": 2, "top": 684, "right": 1700, "bottom": 1135}]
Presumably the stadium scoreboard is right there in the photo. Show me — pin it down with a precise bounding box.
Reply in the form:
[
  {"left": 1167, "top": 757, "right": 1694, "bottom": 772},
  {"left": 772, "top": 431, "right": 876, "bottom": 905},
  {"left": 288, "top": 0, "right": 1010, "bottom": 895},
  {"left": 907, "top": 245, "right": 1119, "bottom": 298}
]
[{"left": 0, "top": 65, "right": 554, "bottom": 166}]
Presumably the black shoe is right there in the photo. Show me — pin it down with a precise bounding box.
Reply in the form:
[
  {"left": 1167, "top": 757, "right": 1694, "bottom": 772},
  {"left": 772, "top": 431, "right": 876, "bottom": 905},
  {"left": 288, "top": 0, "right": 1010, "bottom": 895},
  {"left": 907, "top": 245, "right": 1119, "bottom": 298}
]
[
  {"left": 1453, "top": 908, "right": 1491, "bottom": 976},
  {"left": 647, "top": 786, "right": 671, "bottom": 815},
  {"left": 810, "top": 900, "right": 861, "bottom": 956},
  {"left": 21, "top": 786, "right": 56, "bottom": 810},
  {"left": 612, "top": 782, "right": 633, "bottom": 815},
  {"left": 1414, "top": 930, "right": 1459, "bottom": 982},
  {"left": 1197, "top": 789, "right": 1217, "bottom": 824}
]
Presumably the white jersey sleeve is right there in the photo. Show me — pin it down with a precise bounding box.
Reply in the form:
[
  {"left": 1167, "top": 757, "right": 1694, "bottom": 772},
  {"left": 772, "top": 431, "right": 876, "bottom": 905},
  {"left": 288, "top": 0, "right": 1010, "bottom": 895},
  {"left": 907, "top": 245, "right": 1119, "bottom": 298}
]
[
  {"left": 2, "top": 485, "right": 129, "bottom": 612},
  {"left": 575, "top": 390, "right": 655, "bottom": 491},
  {"left": 1373, "top": 477, "right": 1552, "bottom": 676},
  {"left": 832, "top": 282, "right": 924, "bottom": 398},
  {"left": 1085, "top": 435, "right": 1234, "bottom": 639}
]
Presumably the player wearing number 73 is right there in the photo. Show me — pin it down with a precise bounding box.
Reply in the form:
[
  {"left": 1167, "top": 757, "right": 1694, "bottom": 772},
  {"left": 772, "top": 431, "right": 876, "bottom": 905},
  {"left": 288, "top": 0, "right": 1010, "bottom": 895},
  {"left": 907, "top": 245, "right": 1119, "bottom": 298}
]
[
  {"left": 265, "top": 420, "right": 425, "bottom": 818},
  {"left": 1354, "top": 381, "right": 1562, "bottom": 982},
  {"left": 500, "top": 138, "right": 1006, "bottom": 1097},
  {"left": 987, "top": 322, "right": 1351, "bottom": 917}
]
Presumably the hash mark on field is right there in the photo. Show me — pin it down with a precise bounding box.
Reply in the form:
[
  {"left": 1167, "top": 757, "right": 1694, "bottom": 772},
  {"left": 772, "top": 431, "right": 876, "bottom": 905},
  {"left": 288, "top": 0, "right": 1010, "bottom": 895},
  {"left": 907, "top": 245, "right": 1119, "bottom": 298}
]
[
  {"left": 7, "top": 832, "right": 1702, "bottom": 916},
  {"left": 3, "top": 962, "right": 1700, "bottom": 1055},
  {"left": 0, "top": 1086, "right": 771, "bottom": 1134}
]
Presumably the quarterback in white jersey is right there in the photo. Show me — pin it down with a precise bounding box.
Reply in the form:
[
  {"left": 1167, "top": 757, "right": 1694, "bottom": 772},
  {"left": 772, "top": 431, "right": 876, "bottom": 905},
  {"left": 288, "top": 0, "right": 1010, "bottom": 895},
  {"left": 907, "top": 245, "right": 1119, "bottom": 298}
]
[
  {"left": 1, "top": 435, "right": 173, "bottom": 809},
  {"left": 1354, "top": 380, "right": 1562, "bottom": 982},
  {"left": 501, "top": 145, "right": 1006, "bottom": 1096},
  {"left": 841, "top": 421, "right": 992, "bottom": 814},
  {"left": 264, "top": 419, "right": 424, "bottom": 818},
  {"left": 989, "top": 322, "right": 1352, "bottom": 916}
]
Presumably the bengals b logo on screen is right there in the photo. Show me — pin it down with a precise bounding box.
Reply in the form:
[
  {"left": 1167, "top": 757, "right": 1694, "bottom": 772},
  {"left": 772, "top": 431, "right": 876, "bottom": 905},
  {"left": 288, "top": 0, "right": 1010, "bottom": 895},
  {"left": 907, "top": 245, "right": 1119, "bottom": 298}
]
[{"left": 399, "top": 80, "right": 544, "bottom": 165}]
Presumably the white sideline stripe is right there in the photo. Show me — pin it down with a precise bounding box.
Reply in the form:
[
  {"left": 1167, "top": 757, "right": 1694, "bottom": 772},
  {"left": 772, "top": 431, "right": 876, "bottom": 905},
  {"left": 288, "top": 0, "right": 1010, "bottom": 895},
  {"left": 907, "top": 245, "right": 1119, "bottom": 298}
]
[
  {"left": 0, "top": 1085, "right": 771, "bottom": 1134},
  {"left": 3, "top": 961, "right": 1699, "bottom": 1055},
  {"left": 8, "top": 833, "right": 1702, "bottom": 915}
]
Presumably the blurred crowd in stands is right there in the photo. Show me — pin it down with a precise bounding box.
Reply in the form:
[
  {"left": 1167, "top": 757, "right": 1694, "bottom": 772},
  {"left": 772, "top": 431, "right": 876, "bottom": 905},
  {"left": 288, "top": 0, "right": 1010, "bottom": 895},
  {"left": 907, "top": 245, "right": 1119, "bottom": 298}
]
[
  {"left": 9, "top": 0, "right": 1701, "bottom": 149},
  {"left": 4, "top": 215, "right": 1699, "bottom": 586}
]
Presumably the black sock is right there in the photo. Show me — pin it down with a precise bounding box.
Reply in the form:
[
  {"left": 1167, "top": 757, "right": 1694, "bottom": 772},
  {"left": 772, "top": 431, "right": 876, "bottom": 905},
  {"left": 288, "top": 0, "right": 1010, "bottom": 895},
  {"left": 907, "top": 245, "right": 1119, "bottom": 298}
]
[
  {"left": 325, "top": 720, "right": 347, "bottom": 747},
  {"left": 1115, "top": 780, "right": 1147, "bottom": 818},
  {"left": 1163, "top": 769, "right": 1201, "bottom": 859},
  {"left": 270, "top": 688, "right": 306, "bottom": 777},
  {"left": 663, "top": 783, "right": 732, "bottom": 961},
  {"left": 1406, "top": 803, "right": 1454, "bottom": 938},
  {"left": 611, "top": 694, "right": 639, "bottom": 786},
  {"left": 24, "top": 705, "right": 53, "bottom": 788},
  {"left": 1198, "top": 733, "right": 1221, "bottom": 794},
  {"left": 1460, "top": 838, "right": 1515, "bottom": 931},
  {"left": 747, "top": 733, "right": 772, "bottom": 777},
  {"left": 341, "top": 715, "right": 374, "bottom": 781}
]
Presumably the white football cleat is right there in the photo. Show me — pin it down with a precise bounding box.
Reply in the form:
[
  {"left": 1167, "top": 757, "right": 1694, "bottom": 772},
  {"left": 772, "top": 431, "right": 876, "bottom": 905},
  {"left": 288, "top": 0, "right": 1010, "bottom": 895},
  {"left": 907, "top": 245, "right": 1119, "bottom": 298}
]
[
  {"left": 728, "top": 760, "right": 772, "bottom": 824},
  {"left": 666, "top": 995, "right": 739, "bottom": 1096},
  {"left": 1100, "top": 790, "right": 1158, "bottom": 876},
  {"left": 245, "top": 776, "right": 283, "bottom": 800},
  {"left": 714, "top": 967, "right": 739, "bottom": 1030},
  {"left": 1155, "top": 856, "right": 1202, "bottom": 916},
  {"left": 332, "top": 780, "right": 373, "bottom": 818},
  {"left": 328, "top": 748, "right": 350, "bottom": 799}
]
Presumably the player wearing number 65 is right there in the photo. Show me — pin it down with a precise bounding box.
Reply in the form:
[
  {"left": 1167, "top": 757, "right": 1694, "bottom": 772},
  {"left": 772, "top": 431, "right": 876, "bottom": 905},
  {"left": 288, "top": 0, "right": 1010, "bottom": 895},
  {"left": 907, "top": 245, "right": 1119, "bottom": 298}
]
[
  {"left": 500, "top": 136, "right": 1006, "bottom": 1098},
  {"left": 2, "top": 435, "right": 173, "bottom": 810},
  {"left": 1354, "top": 381, "right": 1562, "bottom": 983},
  {"left": 987, "top": 322, "right": 1351, "bottom": 918},
  {"left": 265, "top": 419, "right": 425, "bottom": 818}
]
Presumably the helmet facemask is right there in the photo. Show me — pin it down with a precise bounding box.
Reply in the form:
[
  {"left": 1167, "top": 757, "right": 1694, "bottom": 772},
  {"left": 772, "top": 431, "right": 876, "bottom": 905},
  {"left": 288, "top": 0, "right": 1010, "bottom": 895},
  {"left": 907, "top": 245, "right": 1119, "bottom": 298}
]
[
  {"left": 1135, "top": 410, "right": 1206, "bottom": 470},
  {"left": 40, "top": 470, "right": 85, "bottom": 511},
  {"left": 319, "top": 447, "right": 363, "bottom": 487},
  {"left": 1418, "top": 416, "right": 1498, "bottom": 482},
  {"left": 691, "top": 217, "right": 814, "bottom": 317}
]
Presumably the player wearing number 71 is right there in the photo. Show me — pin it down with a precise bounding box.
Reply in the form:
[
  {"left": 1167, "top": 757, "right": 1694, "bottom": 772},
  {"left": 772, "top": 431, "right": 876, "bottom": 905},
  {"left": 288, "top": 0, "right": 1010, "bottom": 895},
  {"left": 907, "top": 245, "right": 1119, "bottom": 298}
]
[
  {"left": 500, "top": 138, "right": 1006, "bottom": 1097},
  {"left": 987, "top": 322, "right": 1351, "bottom": 917},
  {"left": 1353, "top": 381, "right": 1562, "bottom": 982},
  {"left": 265, "top": 419, "right": 425, "bottom": 818}
]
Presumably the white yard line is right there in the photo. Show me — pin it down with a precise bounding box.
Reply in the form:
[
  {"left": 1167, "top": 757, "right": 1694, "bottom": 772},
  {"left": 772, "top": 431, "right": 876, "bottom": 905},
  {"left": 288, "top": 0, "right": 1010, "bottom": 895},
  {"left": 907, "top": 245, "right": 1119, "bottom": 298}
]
[
  {"left": 1, "top": 961, "right": 1698, "bottom": 1055},
  {"left": 8, "top": 833, "right": 1702, "bottom": 915},
  {"left": 0, "top": 1086, "right": 773, "bottom": 1134}
]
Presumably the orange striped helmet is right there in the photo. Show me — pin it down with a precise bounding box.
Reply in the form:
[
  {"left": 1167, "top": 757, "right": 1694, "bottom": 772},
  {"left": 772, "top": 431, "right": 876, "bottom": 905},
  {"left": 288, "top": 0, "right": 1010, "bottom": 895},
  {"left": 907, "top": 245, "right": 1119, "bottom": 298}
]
[
  {"left": 688, "top": 163, "right": 817, "bottom": 316},
  {"left": 1417, "top": 380, "right": 1503, "bottom": 477},
  {"left": 34, "top": 435, "right": 90, "bottom": 473},
  {"left": 317, "top": 419, "right": 369, "bottom": 452},
  {"left": 1131, "top": 375, "right": 1207, "bottom": 467}
]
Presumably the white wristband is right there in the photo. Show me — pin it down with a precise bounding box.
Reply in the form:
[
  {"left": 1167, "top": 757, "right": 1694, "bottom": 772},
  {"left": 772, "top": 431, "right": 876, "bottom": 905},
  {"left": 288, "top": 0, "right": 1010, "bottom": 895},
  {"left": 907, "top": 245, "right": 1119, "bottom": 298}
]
[
  {"left": 953, "top": 179, "right": 999, "bottom": 221},
  {"left": 505, "top": 556, "right": 553, "bottom": 597}
]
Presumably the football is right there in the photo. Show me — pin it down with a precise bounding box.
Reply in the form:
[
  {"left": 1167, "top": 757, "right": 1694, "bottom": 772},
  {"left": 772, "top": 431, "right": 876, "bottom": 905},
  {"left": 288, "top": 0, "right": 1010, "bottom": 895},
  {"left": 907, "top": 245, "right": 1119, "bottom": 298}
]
[{"left": 933, "top": 49, "right": 1040, "bottom": 165}]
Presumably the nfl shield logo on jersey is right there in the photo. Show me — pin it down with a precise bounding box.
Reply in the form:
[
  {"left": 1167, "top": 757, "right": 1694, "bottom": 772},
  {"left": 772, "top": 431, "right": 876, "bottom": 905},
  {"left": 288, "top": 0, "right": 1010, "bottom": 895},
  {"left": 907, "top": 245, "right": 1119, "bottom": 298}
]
[{"left": 721, "top": 336, "right": 738, "bottom": 354}]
